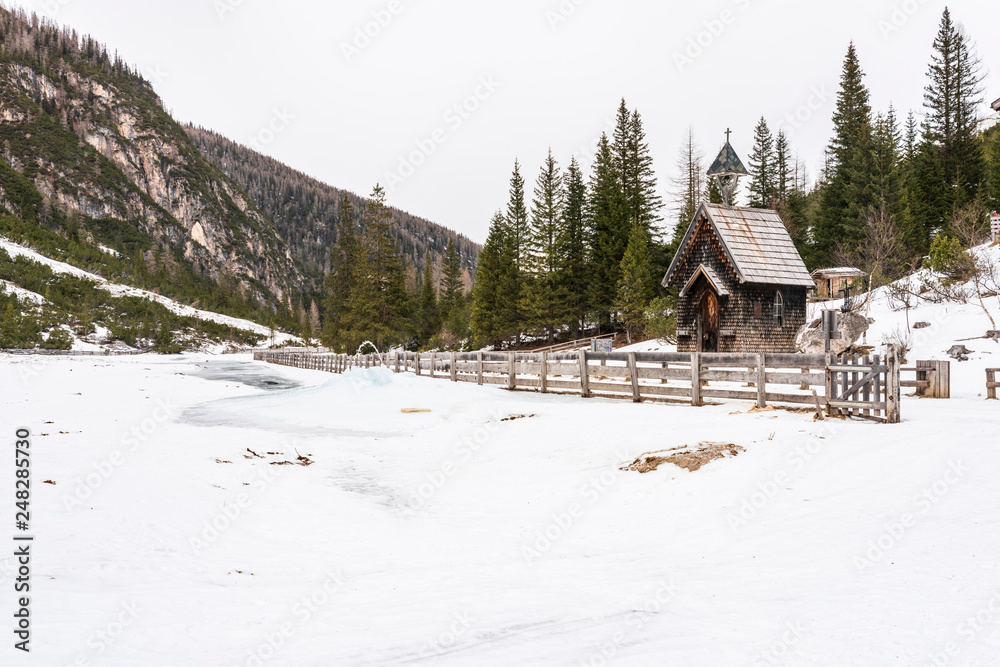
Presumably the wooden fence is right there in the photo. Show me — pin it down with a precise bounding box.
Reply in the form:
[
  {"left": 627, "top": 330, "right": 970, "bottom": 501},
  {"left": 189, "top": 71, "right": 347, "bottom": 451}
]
[
  {"left": 901, "top": 360, "right": 950, "bottom": 398},
  {"left": 255, "top": 346, "right": 905, "bottom": 423},
  {"left": 988, "top": 369, "right": 999, "bottom": 400}
]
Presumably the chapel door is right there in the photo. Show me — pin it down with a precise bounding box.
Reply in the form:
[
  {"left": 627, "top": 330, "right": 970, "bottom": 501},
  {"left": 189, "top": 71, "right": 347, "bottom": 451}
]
[{"left": 698, "top": 289, "right": 719, "bottom": 353}]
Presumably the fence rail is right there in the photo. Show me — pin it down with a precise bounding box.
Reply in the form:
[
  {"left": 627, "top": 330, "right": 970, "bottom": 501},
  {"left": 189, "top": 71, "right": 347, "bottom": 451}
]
[
  {"left": 529, "top": 334, "right": 616, "bottom": 354},
  {"left": 255, "top": 346, "right": 906, "bottom": 423}
]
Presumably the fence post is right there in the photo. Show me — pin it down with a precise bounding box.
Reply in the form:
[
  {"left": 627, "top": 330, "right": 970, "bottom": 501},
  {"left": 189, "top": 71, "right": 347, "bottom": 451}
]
[
  {"left": 450, "top": 352, "right": 457, "bottom": 382},
  {"left": 540, "top": 352, "right": 548, "bottom": 394},
  {"left": 578, "top": 349, "right": 591, "bottom": 398},
  {"left": 507, "top": 351, "right": 517, "bottom": 390},
  {"left": 987, "top": 369, "right": 997, "bottom": 400},
  {"left": 690, "top": 352, "right": 702, "bottom": 406},
  {"left": 756, "top": 353, "right": 767, "bottom": 409},
  {"left": 628, "top": 352, "right": 641, "bottom": 403},
  {"left": 477, "top": 351, "right": 484, "bottom": 386},
  {"left": 887, "top": 345, "right": 901, "bottom": 423},
  {"left": 415, "top": 352, "right": 421, "bottom": 376},
  {"left": 825, "top": 353, "right": 834, "bottom": 417}
]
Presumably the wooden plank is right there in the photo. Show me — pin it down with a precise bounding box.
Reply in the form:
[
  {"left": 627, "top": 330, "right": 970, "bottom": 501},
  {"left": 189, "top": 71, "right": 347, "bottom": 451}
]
[
  {"left": 691, "top": 352, "right": 702, "bottom": 406},
  {"left": 863, "top": 355, "right": 871, "bottom": 417},
  {"left": 829, "top": 400, "right": 887, "bottom": 410},
  {"left": 764, "top": 372, "right": 826, "bottom": 386},
  {"left": 756, "top": 353, "right": 767, "bottom": 409},
  {"left": 628, "top": 352, "right": 641, "bottom": 403},
  {"left": 988, "top": 369, "right": 997, "bottom": 400},
  {"left": 541, "top": 352, "right": 548, "bottom": 394},
  {"left": 765, "top": 353, "right": 828, "bottom": 368},
  {"left": 579, "top": 350, "right": 591, "bottom": 398},
  {"left": 633, "top": 352, "right": 694, "bottom": 364},
  {"left": 887, "top": 345, "right": 901, "bottom": 423},
  {"left": 415, "top": 352, "right": 421, "bottom": 376},
  {"left": 872, "top": 354, "right": 881, "bottom": 419},
  {"left": 477, "top": 351, "right": 484, "bottom": 386},
  {"left": 508, "top": 351, "right": 516, "bottom": 391},
  {"left": 450, "top": 352, "right": 457, "bottom": 382},
  {"left": 700, "top": 353, "right": 759, "bottom": 366},
  {"left": 700, "top": 369, "right": 756, "bottom": 383}
]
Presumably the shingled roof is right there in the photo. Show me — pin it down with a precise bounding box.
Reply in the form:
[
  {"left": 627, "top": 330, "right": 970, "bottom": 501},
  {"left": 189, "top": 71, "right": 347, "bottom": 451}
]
[{"left": 662, "top": 203, "right": 815, "bottom": 288}]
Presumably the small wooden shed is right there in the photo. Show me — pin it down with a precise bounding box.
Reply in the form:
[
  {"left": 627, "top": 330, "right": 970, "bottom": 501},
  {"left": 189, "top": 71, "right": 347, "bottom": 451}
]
[{"left": 810, "top": 267, "right": 866, "bottom": 301}]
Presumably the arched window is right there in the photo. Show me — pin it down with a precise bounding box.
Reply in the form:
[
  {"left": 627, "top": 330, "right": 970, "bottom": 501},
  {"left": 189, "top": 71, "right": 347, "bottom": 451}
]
[{"left": 774, "top": 291, "right": 785, "bottom": 327}]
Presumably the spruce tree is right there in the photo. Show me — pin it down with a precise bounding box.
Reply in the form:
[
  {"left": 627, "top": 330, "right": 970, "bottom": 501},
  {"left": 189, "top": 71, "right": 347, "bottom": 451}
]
[
  {"left": 439, "top": 238, "right": 464, "bottom": 323},
  {"left": 559, "top": 156, "right": 590, "bottom": 337},
  {"left": 872, "top": 107, "right": 903, "bottom": 212},
  {"left": 587, "top": 133, "right": 628, "bottom": 331},
  {"left": 774, "top": 130, "right": 792, "bottom": 203},
  {"left": 814, "top": 42, "right": 876, "bottom": 263},
  {"left": 985, "top": 127, "right": 1000, "bottom": 213},
  {"left": 923, "top": 7, "right": 985, "bottom": 207},
  {"left": 615, "top": 224, "right": 653, "bottom": 344},
  {"left": 415, "top": 252, "right": 439, "bottom": 348},
  {"left": 505, "top": 160, "right": 529, "bottom": 341},
  {"left": 470, "top": 212, "right": 514, "bottom": 348},
  {"left": 748, "top": 117, "right": 776, "bottom": 208},
  {"left": 345, "top": 184, "right": 409, "bottom": 351},
  {"left": 321, "top": 194, "right": 360, "bottom": 351},
  {"left": 522, "top": 149, "right": 566, "bottom": 342}
]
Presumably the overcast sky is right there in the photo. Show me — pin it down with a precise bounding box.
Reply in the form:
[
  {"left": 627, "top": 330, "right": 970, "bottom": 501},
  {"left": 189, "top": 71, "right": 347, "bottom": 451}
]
[{"left": 14, "top": 0, "right": 1000, "bottom": 243}]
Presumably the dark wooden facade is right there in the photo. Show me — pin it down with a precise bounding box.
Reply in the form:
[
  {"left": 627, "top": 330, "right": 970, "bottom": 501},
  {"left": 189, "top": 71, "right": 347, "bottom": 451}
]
[{"left": 663, "top": 204, "right": 813, "bottom": 354}]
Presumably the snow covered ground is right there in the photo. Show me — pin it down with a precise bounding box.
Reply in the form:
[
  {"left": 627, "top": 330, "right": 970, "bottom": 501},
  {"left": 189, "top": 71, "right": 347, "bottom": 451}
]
[
  {"left": 2, "top": 332, "right": 999, "bottom": 666},
  {"left": 3, "top": 244, "right": 1000, "bottom": 665},
  {"left": 0, "top": 237, "right": 301, "bottom": 346}
]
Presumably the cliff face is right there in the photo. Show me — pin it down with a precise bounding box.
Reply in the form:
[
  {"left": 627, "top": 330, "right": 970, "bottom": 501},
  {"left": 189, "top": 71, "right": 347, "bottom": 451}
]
[{"left": 0, "top": 19, "right": 303, "bottom": 306}]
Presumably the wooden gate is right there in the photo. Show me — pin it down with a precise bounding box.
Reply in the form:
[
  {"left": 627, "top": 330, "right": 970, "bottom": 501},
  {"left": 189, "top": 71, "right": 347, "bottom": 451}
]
[{"left": 826, "top": 346, "right": 901, "bottom": 423}]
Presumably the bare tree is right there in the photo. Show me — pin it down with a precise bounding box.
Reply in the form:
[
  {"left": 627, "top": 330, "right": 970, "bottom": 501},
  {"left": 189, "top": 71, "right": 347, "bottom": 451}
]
[
  {"left": 949, "top": 204, "right": 998, "bottom": 329},
  {"left": 669, "top": 127, "right": 704, "bottom": 240},
  {"left": 833, "top": 205, "right": 913, "bottom": 320}
]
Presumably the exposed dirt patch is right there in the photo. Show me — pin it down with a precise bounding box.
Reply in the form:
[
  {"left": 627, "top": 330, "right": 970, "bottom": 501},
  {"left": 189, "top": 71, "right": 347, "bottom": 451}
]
[
  {"left": 622, "top": 442, "right": 745, "bottom": 473},
  {"left": 502, "top": 414, "right": 536, "bottom": 422}
]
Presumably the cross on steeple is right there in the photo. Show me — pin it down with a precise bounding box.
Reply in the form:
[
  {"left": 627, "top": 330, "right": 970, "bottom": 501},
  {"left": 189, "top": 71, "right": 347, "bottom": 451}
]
[{"left": 725, "top": 128, "right": 732, "bottom": 143}]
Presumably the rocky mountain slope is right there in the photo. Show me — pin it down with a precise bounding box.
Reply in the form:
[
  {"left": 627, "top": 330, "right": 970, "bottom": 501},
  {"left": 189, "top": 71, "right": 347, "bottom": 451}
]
[
  {"left": 0, "top": 7, "right": 309, "bottom": 309},
  {"left": 186, "top": 126, "right": 479, "bottom": 286}
]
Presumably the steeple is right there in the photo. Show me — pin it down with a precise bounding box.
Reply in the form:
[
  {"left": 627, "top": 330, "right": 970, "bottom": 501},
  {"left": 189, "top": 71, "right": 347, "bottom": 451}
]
[{"left": 707, "top": 129, "right": 748, "bottom": 207}]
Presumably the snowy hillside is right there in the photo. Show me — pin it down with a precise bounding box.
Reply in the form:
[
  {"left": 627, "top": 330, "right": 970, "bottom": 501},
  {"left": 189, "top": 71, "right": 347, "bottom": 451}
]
[
  {"left": 3, "top": 245, "right": 999, "bottom": 665},
  {"left": 0, "top": 236, "right": 301, "bottom": 349}
]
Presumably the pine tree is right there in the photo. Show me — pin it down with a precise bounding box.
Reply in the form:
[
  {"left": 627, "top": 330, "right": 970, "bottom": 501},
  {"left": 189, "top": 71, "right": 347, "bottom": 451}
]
[
  {"left": 872, "top": 106, "right": 902, "bottom": 212},
  {"left": 923, "top": 7, "right": 985, "bottom": 206},
  {"left": 985, "top": 127, "right": 1000, "bottom": 213},
  {"left": 748, "top": 117, "right": 776, "bottom": 208},
  {"left": 522, "top": 149, "right": 566, "bottom": 342},
  {"left": 814, "top": 42, "right": 876, "bottom": 262},
  {"left": 559, "top": 156, "right": 590, "bottom": 338},
  {"left": 506, "top": 159, "right": 530, "bottom": 273},
  {"left": 612, "top": 100, "right": 663, "bottom": 239},
  {"left": 344, "top": 184, "right": 409, "bottom": 351},
  {"left": 615, "top": 223, "right": 653, "bottom": 344},
  {"left": 504, "top": 160, "right": 529, "bottom": 341},
  {"left": 321, "top": 194, "right": 361, "bottom": 351},
  {"left": 470, "top": 212, "right": 514, "bottom": 349},
  {"left": 415, "top": 252, "right": 439, "bottom": 348},
  {"left": 439, "top": 238, "right": 464, "bottom": 323},
  {"left": 774, "top": 130, "right": 792, "bottom": 203},
  {"left": 587, "top": 133, "right": 628, "bottom": 331}
]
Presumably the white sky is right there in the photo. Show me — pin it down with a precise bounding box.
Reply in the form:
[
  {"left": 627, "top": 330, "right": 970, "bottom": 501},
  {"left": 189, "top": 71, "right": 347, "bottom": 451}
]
[{"left": 15, "top": 0, "right": 1000, "bottom": 243}]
